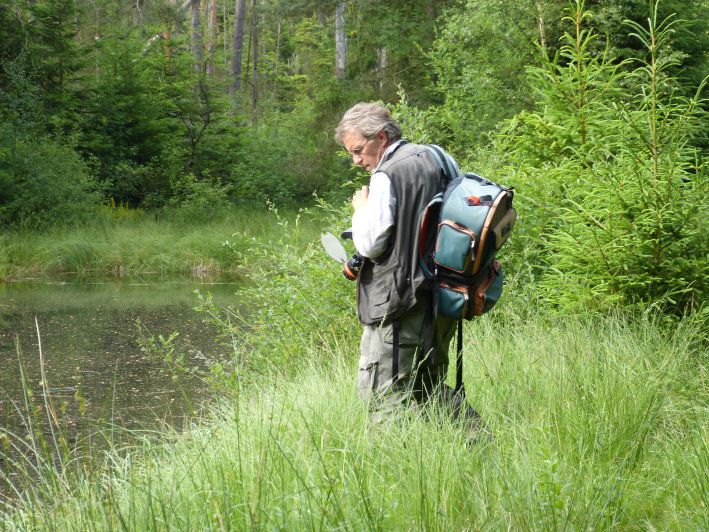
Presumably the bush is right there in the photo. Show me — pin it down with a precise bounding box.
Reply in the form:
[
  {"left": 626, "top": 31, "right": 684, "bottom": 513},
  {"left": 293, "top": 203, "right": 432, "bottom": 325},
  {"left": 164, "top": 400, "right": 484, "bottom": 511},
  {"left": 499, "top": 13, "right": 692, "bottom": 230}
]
[
  {"left": 162, "top": 176, "right": 232, "bottom": 223},
  {"left": 495, "top": 2, "right": 707, "bottom": 313},
  {"left": 196, "top": 199, "right": 357, "bottom": 381},
  {"left": 0, "top": 127, "right": 101, "bottom": 229},
  {"left": 229, "top": 98, "right": 346, "bottom": 204}
]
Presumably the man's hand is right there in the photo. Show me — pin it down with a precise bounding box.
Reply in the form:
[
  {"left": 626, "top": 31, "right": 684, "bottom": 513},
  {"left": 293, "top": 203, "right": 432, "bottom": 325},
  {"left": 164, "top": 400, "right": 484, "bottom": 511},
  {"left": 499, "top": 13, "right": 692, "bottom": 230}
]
[{"left": 352, "top": 185, "right": 369, "bottom": 211}]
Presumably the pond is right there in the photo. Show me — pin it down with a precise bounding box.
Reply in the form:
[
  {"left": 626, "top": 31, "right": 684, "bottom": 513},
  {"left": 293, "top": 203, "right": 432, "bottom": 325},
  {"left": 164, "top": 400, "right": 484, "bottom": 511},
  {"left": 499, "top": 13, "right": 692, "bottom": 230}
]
[{"left": 0, "top": 278, "right": 240, "bottom": 456}]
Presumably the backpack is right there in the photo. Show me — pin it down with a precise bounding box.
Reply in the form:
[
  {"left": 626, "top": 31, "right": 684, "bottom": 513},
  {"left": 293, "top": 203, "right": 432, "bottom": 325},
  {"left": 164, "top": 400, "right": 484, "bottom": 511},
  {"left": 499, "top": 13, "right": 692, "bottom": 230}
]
[
  {"left": 416, "top": 145, "right": 516, "bottom": 396},
  {"left": 417, "top": 145, "right": 516, "bottom": 320}
]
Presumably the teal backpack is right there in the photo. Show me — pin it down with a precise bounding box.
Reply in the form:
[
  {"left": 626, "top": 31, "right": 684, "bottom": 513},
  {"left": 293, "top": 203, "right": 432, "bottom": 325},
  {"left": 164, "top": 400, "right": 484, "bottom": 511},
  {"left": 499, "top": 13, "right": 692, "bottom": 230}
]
[
  {"left": 416, "top": 145, "right": 516, "bottom": 397},
  {"left": 418, "top": 145, "right": 516, "bottom": 321}
]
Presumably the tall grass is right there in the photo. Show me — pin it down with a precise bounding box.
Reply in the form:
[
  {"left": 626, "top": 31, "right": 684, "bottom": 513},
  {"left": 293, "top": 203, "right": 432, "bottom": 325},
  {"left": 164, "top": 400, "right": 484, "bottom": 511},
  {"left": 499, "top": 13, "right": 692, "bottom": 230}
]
[
  {"left": 0, "top": 205, "right": 316, "bottom": 280},
  {"left": 1, "top": 313, "right": 705, "bottom": 530}
]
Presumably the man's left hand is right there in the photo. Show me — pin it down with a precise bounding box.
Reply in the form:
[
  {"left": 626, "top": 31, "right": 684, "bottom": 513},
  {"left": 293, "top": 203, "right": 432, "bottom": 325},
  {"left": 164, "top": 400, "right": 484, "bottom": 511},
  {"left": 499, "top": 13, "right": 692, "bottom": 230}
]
[{"left": 352, "top": 185, "right": 369, "bottom": 211}]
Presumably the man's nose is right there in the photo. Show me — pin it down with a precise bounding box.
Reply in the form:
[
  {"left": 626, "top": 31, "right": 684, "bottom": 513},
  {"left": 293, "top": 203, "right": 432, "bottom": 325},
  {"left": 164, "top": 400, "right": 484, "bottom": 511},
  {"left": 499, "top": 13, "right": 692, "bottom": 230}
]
[{"left": 352, "top": 153, "right": 363, "bottom": 165}]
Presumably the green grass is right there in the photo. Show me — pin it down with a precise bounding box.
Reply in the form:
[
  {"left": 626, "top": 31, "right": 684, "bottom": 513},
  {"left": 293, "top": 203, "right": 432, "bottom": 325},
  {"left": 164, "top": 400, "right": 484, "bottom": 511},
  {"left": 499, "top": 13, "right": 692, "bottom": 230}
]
[
  {"left": 2, "top": 313, "right": 706, "bottom": 530},
  {"left": 0, "top": 205, "right": 316, "bottom": 281}
]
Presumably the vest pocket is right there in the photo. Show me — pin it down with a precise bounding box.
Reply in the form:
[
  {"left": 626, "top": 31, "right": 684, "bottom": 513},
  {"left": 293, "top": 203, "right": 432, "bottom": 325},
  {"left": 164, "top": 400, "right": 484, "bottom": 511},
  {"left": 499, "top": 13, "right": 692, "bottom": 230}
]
[{"left": 366, "top": 265, "right": 402, "bottom": 321}]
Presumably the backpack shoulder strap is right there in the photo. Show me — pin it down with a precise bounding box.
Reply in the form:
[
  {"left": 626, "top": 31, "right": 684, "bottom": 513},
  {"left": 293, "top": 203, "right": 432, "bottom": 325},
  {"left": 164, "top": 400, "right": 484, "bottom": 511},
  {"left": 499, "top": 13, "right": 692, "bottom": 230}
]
[
  {"left": 425, "top": 144, "right": 461, "bottom": 188},
  {"left": 454, "top": 320, "right": 465, "bottom": 397}
]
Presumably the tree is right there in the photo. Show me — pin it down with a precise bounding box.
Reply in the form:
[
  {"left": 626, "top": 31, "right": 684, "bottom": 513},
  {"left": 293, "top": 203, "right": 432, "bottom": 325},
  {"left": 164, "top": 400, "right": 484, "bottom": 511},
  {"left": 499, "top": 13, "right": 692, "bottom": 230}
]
[
  {"left": 230, "top": 0, "right": 247, "bottom": 96},
  {"left": 497, "top": 0, "right": 707, "bottom": 312},
  {"left": 206, "top": 0, "right": 218, "bottom": 76},
  {"left": 191, "top": 0, "right": 203, "bottom": 73},
  {"left": 250, "top": 0, "right": 258, "bottom": 122},
  {"left": 335, "top": 1, "right": 346, "bottom": 79}
]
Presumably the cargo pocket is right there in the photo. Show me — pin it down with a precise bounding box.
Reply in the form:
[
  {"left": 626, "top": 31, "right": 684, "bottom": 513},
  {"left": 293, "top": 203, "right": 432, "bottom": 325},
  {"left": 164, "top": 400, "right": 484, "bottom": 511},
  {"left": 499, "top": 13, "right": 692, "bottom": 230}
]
[
  {"left": 377, "top": 306, "right": 426, "bottom": 383},
  {"left": 357, "top": 327, "right": 380, "bottom": 400},
  {"left": 357, "top": 356, "right": 379, "bottom": 400}
]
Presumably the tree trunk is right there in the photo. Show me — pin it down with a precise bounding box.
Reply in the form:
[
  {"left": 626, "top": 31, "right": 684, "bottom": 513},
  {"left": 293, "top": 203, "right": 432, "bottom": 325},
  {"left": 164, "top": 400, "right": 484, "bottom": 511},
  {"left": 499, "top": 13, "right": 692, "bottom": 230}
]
[
  {"left": 426, "top": 0, "right": 437, "bottom": 20},
  {"left": 273, "top": 21, "right": 281, "bottom": 99},
  {"left": 377, "top": 47, "right": 387, "bottom": 94},
  {"left": 316, "top": 7, "right": 326, "bottom": 26},
  {"left": 206, "top": 0, "right": 218, "bottom": 75},
  {"left": 230, "top": 0, "right": 246, "bottom": 97},
  {"left": 190, "top": 0, "right": 203, "bottom": 73},
  {"left": 535, "top": 1, "right": 547, "bottom": 53},
  {"left": 250, "top": 0, "right": 258, "bottom": 124},
  {"left": 335, "top": 1, "right": 346, "bottom": 79},
  {"left": 162, "top": 29, "right": 172, "bottom": 61},
  {"left": 223, "top": 1, "right": 229, "bottom": 72}
]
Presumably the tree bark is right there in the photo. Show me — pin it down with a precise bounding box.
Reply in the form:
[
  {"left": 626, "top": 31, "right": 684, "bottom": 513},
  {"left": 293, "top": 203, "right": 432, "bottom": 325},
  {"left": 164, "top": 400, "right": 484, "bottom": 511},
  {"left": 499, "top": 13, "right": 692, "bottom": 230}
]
[
  {"left": 535, "top": 1, "right": 547, "bottom": 53},
  {"left": 223, "top": 1, "right": 229, "bottom": 72},
  {"left": 162, "top": 29, "right": 172, "bottom": 61},
  {"left": 206, "top": 0, "right": 218, "bottom": 75},
  {"left": 335, "top": 1, "right": 346, "bottom": 79},
  {"left": 190, "top": 0, "right": 203, "bottom": 73},
  {"left": 377, "top": 47, "right": 387, "bottom": 94},
  {"left": 230, "top": 0, "right": 246, "bottom": 97}
]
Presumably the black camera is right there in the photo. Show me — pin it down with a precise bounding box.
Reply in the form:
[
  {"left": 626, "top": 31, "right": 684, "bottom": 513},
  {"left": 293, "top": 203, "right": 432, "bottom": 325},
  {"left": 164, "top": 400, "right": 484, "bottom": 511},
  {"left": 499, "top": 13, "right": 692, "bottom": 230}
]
[
  {"left": 340, "top": 228, "right": 363, "bottom": 281},
  {"left": 343, "top": 253, "right": 363, "bottom": 280}
]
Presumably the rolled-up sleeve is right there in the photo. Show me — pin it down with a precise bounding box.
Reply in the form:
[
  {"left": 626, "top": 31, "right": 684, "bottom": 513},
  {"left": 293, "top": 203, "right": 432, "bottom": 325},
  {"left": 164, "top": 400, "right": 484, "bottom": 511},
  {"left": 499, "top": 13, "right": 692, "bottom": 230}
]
[{"left": 352, "top": 172, "right": 397, "bottom": 259}]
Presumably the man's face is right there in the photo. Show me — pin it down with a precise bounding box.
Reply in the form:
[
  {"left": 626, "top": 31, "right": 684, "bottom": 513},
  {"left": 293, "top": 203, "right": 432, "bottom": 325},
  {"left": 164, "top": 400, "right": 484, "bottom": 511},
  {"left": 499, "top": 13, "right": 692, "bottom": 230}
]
[{"left": 342, "top": 130, "right": 389, "bottom": 174}]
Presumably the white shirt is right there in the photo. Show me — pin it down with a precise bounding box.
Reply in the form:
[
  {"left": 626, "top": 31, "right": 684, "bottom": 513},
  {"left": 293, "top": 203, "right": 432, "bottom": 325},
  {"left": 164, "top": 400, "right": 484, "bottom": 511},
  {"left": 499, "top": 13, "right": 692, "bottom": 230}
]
[
  {"left": 351, "top": 141, "right": 401, "bottom": 258},
  {"left": 351, "top": 141, "right": 461, "bottom": 259}
]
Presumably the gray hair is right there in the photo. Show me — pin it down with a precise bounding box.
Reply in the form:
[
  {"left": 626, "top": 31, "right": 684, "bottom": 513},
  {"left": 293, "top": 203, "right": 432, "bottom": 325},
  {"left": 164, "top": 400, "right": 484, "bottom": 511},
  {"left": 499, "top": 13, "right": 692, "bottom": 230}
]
[{"left": 335, "top": 102, "right": 402, "bottom": 145}]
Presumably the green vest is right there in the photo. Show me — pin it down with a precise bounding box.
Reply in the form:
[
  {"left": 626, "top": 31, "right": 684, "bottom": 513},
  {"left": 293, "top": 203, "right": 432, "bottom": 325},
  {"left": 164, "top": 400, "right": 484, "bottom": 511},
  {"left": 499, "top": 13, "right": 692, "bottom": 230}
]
[{"left": 357, "top": 142, "right": 444, "bottom": 325}]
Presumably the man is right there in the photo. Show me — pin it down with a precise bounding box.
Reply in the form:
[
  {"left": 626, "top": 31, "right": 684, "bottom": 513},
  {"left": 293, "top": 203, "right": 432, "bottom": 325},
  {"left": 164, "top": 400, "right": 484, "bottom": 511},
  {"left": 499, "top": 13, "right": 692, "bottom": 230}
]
[{"left": 335, "top": 102, "right": 475, "bottom": 422}]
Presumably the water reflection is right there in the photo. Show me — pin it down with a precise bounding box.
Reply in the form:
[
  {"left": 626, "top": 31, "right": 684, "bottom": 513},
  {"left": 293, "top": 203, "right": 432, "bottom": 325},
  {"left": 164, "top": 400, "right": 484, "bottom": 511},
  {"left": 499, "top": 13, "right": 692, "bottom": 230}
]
[{"left": 0, "top": 278, "right": 240, "bottom": 437}]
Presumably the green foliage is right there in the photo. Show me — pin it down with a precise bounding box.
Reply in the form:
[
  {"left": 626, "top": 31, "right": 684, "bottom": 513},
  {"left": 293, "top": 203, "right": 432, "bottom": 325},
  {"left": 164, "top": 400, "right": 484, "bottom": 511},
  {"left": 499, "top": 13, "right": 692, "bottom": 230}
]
[
  {"left": 497, "top": 1, "right": 707, "bottom": 313},
  {"left": 78, "top": 37, "right": 178, "bottom": 205},
  {"left": 196, "top": 199, "right": 355, "bottom": 377},
  {"left": 163, "top": 175, "right": 232, "bottom": 223},
  {"left": 0, "top": 126, "right": 100, "bottom": 229},
  {"left": 0, "top": 0, "right": 84, "bottom": 132},
  {"left": 0, "top": 209, "right": 282, "bottom": 279},
  {"left": 230, "top": 98, "right": 345, "bottom": 204},
  {"left": 425, "top": 0, "right": 554, "bottom": 154},
  {"left": 588, "top": 0, "right": 709, "bottom": 94}
]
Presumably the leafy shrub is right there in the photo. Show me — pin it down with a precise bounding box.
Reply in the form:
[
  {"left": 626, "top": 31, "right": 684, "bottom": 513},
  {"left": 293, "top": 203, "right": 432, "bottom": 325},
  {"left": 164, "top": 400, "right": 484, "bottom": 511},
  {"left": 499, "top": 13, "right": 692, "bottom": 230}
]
[
  {"left": 229, "top": 98, "right": 344, "bottom": 204},
  {"left": 163, "top": 175, "right": 232, "bottom": 223},
  {"left": 0, "top": 127, "right": 101, "bottom": 229},
  {"left": 196, "top": 199, "right": 358, "bottom": 380}
]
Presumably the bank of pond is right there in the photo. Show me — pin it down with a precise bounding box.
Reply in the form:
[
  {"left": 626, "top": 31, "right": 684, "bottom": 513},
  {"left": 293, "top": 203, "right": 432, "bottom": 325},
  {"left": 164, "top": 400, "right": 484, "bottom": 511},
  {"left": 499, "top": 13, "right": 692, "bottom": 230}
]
[{"left": 0, "top": 208, "right": 316, "bottom": 281}]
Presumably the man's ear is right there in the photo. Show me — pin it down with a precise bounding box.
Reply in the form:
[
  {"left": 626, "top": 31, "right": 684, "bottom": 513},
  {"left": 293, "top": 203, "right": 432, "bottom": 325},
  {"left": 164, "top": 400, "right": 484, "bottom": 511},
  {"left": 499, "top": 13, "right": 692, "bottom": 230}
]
[{"left": 378, "top": 130, "right": 388, "bottom": 145}]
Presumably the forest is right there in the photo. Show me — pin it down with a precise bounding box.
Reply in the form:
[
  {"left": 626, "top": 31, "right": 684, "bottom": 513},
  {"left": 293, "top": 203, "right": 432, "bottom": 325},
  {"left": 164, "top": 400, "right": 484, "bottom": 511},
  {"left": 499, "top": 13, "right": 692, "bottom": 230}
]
[
  {"left": 1, "top": 0, "right": 706, "bottom": 311},
  {"left": 0, "top": 0, "right": 707, "bottom": 529}
]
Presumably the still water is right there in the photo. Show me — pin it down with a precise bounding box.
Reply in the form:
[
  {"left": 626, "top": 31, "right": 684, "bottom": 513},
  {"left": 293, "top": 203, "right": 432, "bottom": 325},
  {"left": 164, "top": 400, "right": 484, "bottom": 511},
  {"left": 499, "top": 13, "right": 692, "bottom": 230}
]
[{"left": 0, "top": 278, "right": 240, "bottom": 439}]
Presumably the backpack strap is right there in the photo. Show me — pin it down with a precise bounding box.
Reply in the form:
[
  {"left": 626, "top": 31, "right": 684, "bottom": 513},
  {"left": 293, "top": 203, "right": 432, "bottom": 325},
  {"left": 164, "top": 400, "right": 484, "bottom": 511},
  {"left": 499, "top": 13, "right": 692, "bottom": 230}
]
[
  {"left": 416, "top": 193, "right": 442, "bottom": 281},
  {"left": 454, "top": 320, "right": 465, "bottom": 397},
  {"left": 391, "top": 319, "right": 400, "bottom": 383},
  {"left": 425, "top": 144, "right": 460, "bottom": 187}
]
